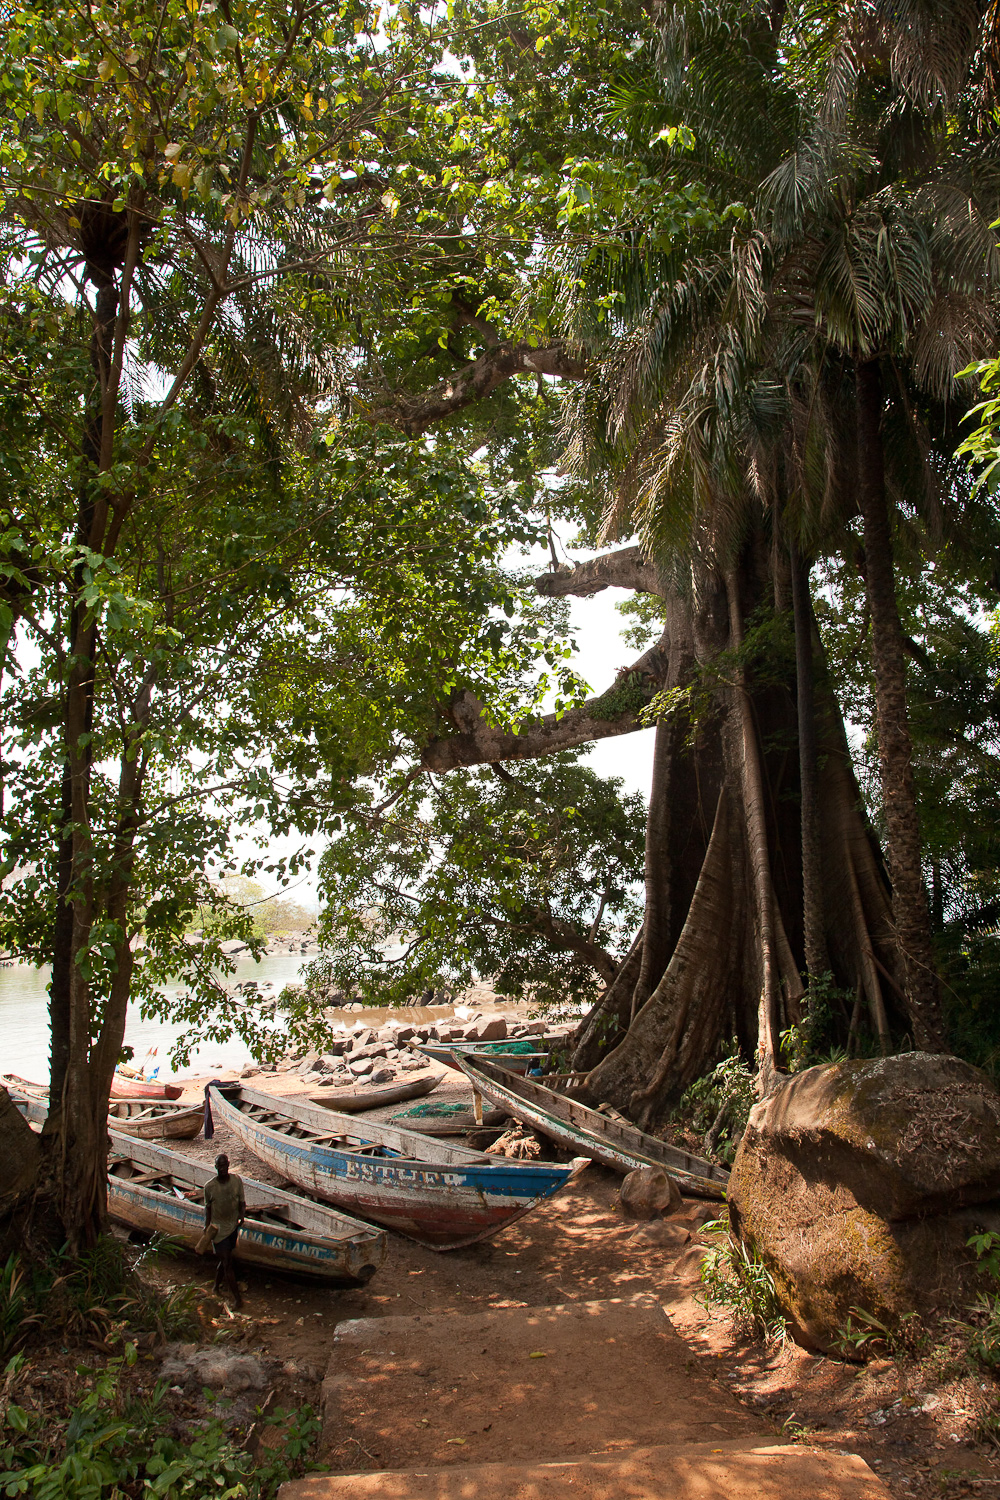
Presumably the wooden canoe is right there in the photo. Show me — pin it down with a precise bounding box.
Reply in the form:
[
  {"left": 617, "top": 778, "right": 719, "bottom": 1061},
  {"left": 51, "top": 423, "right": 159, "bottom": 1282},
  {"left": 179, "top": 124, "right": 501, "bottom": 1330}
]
[
  {"left": 309, "top": 1070, "right": 444, "bottom": 1114},
  {"left": 209, "top": 1083, "right": 588, "bottom": 1250},
  {"left": 6, "top": 1085, "right": 201, "bottom": 1141},
  {"left": 112, "top": 1072, "right": 183, "bottom": 1101},
  {"left": 107, "top": 1134, "right": 386, "bottom": 1285},
  {"left": 408, "top": 1036, "right": 570, "bottom": 1076},
  {"left": 455, "top": 1055, "right": 730, "bottom": 1200},
  {"left": 107, "top": 1099, "right": 204, "bottom": 1140}
]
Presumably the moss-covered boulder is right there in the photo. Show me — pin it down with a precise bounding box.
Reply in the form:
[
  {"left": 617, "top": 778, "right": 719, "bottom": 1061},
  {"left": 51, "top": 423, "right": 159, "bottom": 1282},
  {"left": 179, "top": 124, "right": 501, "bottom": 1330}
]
[{"left": 728, "top": 1054, "right": 1000, "bottom": 1349}]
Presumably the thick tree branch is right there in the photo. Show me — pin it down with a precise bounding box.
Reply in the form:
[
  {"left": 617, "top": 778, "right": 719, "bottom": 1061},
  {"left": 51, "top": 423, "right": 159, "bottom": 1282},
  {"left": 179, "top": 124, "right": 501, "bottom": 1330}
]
[
  {"left": 361, "top": 341, "right": 587, "bottom": 435},
  {"left": 421, "top": 636, "right": 669, "bottom": 772},
  {"left": 535, "top": 546, "right": 664, "bottom": 599}
]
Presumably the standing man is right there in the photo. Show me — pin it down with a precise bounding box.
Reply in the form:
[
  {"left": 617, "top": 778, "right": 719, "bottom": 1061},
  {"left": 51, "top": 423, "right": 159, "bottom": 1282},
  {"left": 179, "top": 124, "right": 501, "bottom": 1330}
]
[{"left": 204, "top": 1153, "right": 246, "bottom": 1309}]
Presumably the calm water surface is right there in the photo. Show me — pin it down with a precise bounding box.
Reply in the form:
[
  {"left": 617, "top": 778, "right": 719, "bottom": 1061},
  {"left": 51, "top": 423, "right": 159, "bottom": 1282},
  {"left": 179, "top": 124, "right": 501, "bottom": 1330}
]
[{"left": 0, "top": 954, "right": 306, "bottom": 1084}]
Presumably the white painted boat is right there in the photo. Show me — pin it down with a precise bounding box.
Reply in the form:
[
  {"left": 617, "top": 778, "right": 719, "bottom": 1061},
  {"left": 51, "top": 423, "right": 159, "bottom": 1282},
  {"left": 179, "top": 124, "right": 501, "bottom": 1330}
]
[
  {"left": 5, "top": 1084, "right": 202, "bottom": 1140},
  {"left": 209, "top": 1083, "right": 588, "bottom": 1250},
  {"left": 107, "top": 1134, "right": 386, "bottom": 1284}
]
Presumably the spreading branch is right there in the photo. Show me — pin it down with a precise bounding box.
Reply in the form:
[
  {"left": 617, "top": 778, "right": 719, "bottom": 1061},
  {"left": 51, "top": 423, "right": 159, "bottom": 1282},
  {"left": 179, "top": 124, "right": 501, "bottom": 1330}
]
[
  {"left": 361, "top": 341, "right": 587, "bottom": 435},
  {"left": 421, "top": 636, "right": 669, "bottom": 772},
  {"left": 535, "top": 546, "right": 663, "bottom": 599}
]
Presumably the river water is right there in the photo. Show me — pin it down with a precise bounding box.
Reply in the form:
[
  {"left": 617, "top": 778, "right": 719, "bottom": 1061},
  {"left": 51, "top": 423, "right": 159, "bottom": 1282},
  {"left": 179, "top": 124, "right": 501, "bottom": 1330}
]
[{"left": 0, "top": 954, "right": 307, "bottom": 1085}]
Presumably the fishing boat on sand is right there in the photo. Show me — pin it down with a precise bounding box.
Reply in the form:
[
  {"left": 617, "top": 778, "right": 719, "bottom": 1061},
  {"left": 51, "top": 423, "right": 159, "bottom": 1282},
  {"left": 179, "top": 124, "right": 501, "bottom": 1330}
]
[
  {"left": 309, "top": 1070, "right": 443, "bottom": 1114},
  {"left": 112, "top": 1073, "right": 183, "bottom": 1101},
  {"left": 209, "top": 1083, "right": 589, "bottom": 1249},
  {"left": 6, "top": 1084, "right": 201, "bottom": 1140},
  {"left": 407, "top": 1035, "right": 570, "bottom": 1076},
  {"left": 108, "top": 1134, "right": 386, "bottom": 1284},
  {"left": 455, "top": 1054, "right": 730, "bottom": 1200}
]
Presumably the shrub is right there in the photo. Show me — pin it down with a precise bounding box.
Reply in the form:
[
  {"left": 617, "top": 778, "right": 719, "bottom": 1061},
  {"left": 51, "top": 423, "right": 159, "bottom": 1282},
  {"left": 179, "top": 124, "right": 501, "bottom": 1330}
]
[
  {"left": 0, "top": 1348, "right": 320, "bottom": 1499},
  {"left": 699, "top": 1225, "right": 786, "bottom": 1343}
]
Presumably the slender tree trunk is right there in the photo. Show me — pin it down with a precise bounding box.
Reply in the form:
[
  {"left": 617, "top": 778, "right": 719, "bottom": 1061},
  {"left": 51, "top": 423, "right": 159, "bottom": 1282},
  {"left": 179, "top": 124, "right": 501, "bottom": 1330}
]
[
  {"left": 855, "top": 357, "right": 944, "bottom": 1051},
  {"left": 631, "top": 718, "right": 677, "bottom": 1019},
  {"left": 725, "top": 572, "right": 782, "bottom": 1088},
  {"left": 789, "top": 538, "right": 828, "bottom": 983}
]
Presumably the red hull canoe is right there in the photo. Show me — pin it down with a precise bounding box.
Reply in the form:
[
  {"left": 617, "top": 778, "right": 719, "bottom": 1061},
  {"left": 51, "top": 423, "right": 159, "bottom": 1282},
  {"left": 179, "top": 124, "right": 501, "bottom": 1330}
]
[{"left": 111, "top": 1073, "right": 183, "bottom": 1101}]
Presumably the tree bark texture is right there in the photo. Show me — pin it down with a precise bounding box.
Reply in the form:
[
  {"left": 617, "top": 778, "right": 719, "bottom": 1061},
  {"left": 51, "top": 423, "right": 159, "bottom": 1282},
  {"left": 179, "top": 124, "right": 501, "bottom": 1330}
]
[
  {"left": 423, "top": 537, "right": 910, "bottom": 1125},
  {"left": 789, "top": 539, "right": 829, "bottom": 982},
  {"left": 855, "top": 358, "right": 944, "bottom": 1051}
]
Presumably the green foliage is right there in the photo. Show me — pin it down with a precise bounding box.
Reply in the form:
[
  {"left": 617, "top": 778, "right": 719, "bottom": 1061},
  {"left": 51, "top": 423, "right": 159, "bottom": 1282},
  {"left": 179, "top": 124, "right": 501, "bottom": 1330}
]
[
  {"left": 699, "top": 1228, "right": 786, "bottom": 1344},
  {"left": 0, "top": 1261, "right": 35, "bottom": 1363},
  {"left": 965, "top": 1231, "right": 1000, "bottom": 1370},
  {"left": 673, "top": 1047, "right": 754, "bottom": 1163},
  {"left": 301, "top": 752, "right": 645, "bottom": 1012},
  {"left": 0, "top": 1345, "right": 319, "bottom": 1499},
  {"left": 7, "top": 1240, "right": 197, "bottom": 1350},
  {"left": 779, "top": 974, "right": 853, "bottom": 1073},
  {"left": 830, "top": 1307, "right": 927, "bottom": 1362}
]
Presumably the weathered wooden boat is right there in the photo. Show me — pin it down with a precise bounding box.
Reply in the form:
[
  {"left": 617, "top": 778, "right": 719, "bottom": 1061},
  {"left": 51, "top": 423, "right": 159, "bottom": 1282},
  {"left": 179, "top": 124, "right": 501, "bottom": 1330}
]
[
  {"left": 209, "top": 1083, "right": 588, "bottom": 1250},
  {"left": 1, "top": 1074, "right": 47, "bottom": 1101},
  {"left": 6, "top": 1085, "right": 201, "bottom": 1140},
  {"left": 408, "top": 1035, "right": 570, "bottom": 1076},
  {"left": 107, "top": 1134, "right": 386, "bottom": 1284},
  {"left": 112, "top": 1072, "right": 183, "bottom": 1101},
  {"left": 107, "top": 1099, "right": 204, "bottom": 1139},
  {"left": 455, "top": 1055, "right": 730, "bottom": 1200},
  {"left": 309, "top": 1070, "right": 444, "bottom": 1114}
]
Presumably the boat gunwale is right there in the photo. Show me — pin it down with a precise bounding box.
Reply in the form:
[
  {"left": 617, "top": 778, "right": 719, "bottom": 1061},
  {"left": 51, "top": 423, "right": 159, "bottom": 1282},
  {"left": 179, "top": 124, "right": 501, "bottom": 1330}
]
[
  {"left": 108, "top": 1133, "right": 385, "bottom": 1251},
  {"left": 209, "top": 1084, "right": 581, "bottom": 1184},
  {"left": 454, "top": 1054, "right": 730, "bottom": 1196}
]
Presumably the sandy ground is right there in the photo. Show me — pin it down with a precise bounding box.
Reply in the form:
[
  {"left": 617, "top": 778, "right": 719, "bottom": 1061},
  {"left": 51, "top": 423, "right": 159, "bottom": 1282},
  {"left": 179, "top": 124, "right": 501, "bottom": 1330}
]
[{"left": 109, "top": 1066, "right": 1000, "bottom": 1499}]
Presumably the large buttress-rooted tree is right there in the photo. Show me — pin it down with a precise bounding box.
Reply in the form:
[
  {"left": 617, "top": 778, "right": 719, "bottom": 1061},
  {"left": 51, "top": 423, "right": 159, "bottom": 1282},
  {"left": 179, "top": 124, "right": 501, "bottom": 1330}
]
[{"left": 421, "top": 543, "right": 905, "bottom": 1126}]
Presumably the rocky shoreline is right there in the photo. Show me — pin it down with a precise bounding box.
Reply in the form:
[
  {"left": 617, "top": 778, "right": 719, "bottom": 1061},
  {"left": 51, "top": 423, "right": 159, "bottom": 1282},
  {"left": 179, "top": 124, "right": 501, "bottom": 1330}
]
[{"left": 230, "top": 1011, "right": 567, "bottom": 1091}]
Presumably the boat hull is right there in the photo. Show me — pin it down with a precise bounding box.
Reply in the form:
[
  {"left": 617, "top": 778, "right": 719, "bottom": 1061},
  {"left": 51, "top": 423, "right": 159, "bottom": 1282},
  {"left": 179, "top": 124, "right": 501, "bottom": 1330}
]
[
  {"left": 409, "top": 1039, "right": 564, "bottom": 1075},
  {"left": 310, "top": 1071, "right": 443, "bottom": 1113},
  {"left": 8, "top": 1089, "right": 201, "bottom": 1142},
  {"left": 209, "top": 1085, "right": 587, "bottom": 1250},
  {"left": 456, "top": 1056, "right": 729, "bottom": 1200},
  {"left": 107, "top": 1135, "right": 386, "bottom": 1284},
  {"left": 112, "top": 1074, "right": 183, "bottom": 1100},
  {"left": 107, "top": 1101, "right": 203, "bottom": 1140}
]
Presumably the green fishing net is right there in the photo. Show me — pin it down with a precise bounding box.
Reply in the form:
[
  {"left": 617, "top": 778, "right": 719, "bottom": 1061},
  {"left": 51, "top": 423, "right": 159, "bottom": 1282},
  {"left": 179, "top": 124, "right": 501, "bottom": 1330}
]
[
  {"left": 396, "top": 1102, "right": 473, "bottom": 1118},
  {"left": 472, "top": 1038, "right": 541, "bottom": 1054}
]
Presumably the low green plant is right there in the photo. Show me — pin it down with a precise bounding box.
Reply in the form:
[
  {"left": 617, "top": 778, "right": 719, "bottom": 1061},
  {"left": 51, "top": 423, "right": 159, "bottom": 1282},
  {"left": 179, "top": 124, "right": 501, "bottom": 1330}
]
[
  {"left": 699, "top": 1227, "right": 787, "bottom": 1343},
  {"left": 15, "top": 1237, "right": 199, "bottom": 1348},
  {"left": 0, "top": 1260, "right": 37, "bottom": 1361},
  {"left": 674, "top": 1045, "right": 755, "bottom": 1163},
  {"left": 963, "top": 1231, "right": 1000, "bottom": 1369},
  {"left": 831, "top": 1306, "right": 926, "bottom": 1360},
  {"left": 0, "top": 1347, "right": 320, "bottom": 1499}
]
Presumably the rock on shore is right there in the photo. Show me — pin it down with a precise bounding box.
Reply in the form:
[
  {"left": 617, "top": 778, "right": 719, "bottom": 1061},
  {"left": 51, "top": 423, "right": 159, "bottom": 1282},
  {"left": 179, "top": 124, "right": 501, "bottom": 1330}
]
[{"left": 728, "top": 1052, "right": 1000, "bottom": 1350}]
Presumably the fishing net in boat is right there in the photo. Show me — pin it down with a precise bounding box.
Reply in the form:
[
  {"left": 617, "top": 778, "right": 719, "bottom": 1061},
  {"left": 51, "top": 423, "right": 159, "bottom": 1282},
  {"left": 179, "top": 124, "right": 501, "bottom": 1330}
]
[
  {"left": 396, "top": 1102, "right": 472, "bottom": 1118},
  {"left": 472, "top": 1039, "right": 540, "bottom": 1054}
]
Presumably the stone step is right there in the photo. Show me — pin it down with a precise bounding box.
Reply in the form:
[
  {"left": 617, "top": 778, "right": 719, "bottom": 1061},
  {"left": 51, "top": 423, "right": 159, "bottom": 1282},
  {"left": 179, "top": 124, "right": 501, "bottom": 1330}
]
[
  {"left": 278, "top": 1439, "right": 893, "bottom": 1500},
  {"left": 315, "top": 1295, "right": 760, "bottom": 1470}
]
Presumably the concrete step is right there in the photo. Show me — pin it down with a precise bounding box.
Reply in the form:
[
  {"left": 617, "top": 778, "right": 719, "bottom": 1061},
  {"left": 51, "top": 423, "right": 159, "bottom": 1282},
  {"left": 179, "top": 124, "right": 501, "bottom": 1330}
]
[
  {"left": 278, "top": 1438, "right": 894, "bottom": 1500},
  {"left": 315, "top": 1295, "right": 760, "bottom": 1470}
]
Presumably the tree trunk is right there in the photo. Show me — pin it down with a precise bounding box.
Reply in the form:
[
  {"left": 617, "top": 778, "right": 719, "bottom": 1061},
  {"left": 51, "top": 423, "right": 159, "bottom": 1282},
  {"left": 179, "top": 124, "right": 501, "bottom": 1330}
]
[
  {"left": 855, "top": 357, "right": 944, "bottom": 1051},
  {"left": 789, "top": 539, "right": 828, "bottom": 983},
  {"left": 422, "top": 537, "right": 909, "bottom": 1124}
]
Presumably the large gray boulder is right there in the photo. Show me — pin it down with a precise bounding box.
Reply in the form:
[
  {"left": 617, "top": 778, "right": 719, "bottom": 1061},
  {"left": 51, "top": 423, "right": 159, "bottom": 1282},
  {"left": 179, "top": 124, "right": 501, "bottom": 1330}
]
[{"left": 728, "top": 1053, "right": 1000, "bottom": 1350}]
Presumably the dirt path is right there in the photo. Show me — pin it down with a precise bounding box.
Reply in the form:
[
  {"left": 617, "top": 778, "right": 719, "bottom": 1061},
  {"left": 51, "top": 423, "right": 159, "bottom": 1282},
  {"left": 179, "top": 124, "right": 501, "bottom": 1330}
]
[{"left": 147, "top": 1076, "right": 1000, "bottom": 1499}]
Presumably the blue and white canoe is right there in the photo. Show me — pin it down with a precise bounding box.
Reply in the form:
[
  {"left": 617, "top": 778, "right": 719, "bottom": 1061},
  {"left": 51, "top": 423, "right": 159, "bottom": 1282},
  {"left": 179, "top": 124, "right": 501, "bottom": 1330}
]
[
  {"left": 107, "top": 1133, "right": 388, "bottom": 1285},
  {"left": 209, "top": 1083, "right": 589, "bottom": 1251}
]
